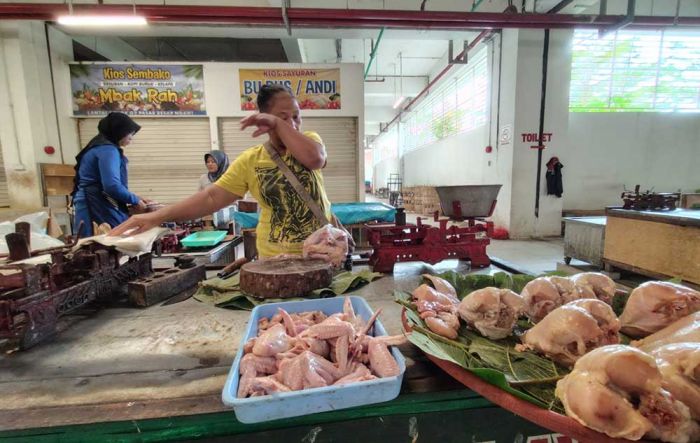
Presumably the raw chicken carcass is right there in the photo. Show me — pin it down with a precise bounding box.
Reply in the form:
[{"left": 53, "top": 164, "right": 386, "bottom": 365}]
[
  {"left": 302, "top": 224, "right": 349, "bottom": 269},
  {"left": 620, "top": 281, "right": 700, "bottom": 338},
  {"left": 652, "top": 343, "right": 700, "bottom": 420},
  {"left": 570, "top": 272, "right": 616, "bottom": 305},
  {"left": 521, "top": 277, "right": 561, "bottom": 323},
  {"left": 412, "top": 284, "right": 460, "bottom": 339},
  {"left": 518, "top": 299, "right": 620, "bottom": 367},
  {"left": 521, "top": 276, "right": 596, "bottom": 324},
  {"left": 457, "top": 287, "right": 523, "bottom": 339},
  {"left": 634, "top": 312, "right": 700, "bottom": 353},
  {"left": 555, "top": 345, "right": 697, "bottom": 443}
]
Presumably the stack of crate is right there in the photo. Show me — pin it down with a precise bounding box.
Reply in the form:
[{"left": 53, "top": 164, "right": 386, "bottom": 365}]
[{"left": 402, "top": 186, "right": 441, "bottom": 216}]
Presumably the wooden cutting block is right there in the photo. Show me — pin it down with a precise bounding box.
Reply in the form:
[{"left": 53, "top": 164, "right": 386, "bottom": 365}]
[{"left": 239, "top": 257, "right": 333, "bottom": 299}]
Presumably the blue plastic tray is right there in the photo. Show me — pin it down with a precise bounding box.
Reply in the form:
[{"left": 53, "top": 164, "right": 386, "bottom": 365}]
[
  {"left": 222, "top": 296, "right": 406, "bottom": 423},
  {"left": 180, "top": 230, "right": 227, "bottom": 248}
]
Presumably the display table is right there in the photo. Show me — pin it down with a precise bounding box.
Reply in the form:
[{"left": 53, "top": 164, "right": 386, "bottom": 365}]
[
  {"left": 563, "top": 216, "right": 606, "bottom": 267},
  {"left": 0, "top": 260, "right": 563, "bottom": 442},
  {"left": 604, "top": 208, "right": 700, "bottom": 285}
]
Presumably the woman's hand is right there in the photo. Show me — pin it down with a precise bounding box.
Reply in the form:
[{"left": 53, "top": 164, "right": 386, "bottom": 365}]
[
  {"left": 109, "top": 212, "right": 161, "bottom": 236},
  {"left": 240, "top": 113, "right": 278, "bottom": 138}
]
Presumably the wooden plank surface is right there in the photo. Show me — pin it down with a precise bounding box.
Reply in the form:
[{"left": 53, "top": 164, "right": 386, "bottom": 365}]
[
  {"left": 604, "top": 215, "right": 700, "bottom": 285},
  {"left": 0, "top": 261, "right": 497, "bottom": 431},
  {"left": 606, "top": 207, "right": 700, "bottom": 227}
]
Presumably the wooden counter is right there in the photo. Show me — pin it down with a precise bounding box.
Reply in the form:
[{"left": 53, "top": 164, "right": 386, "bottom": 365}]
[
  {"left": 604, "top": 208, "right": 700, "bottom": 285},
  {"left": 0, "top": 261, "right": 560, "bottom": 442}
]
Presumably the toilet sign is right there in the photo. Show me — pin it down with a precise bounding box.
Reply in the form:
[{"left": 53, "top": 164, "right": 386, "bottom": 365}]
[
  {"left": 499, "top": 125, "right": 513, "bottom": 146},
  {"left": 521, "top": 132, "right": 553, "bottom": 150},
  {"left": 521, "top": 132, "right": 553, "bottom": 143}
]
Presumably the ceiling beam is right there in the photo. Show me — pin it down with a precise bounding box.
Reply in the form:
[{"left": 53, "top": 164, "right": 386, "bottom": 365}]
[{"left": 4, "top": 4, "right": 700, "bottom": 29}]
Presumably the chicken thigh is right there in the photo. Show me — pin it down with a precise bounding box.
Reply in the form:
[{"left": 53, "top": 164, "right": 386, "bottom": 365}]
[
  {"left": 518, "top": 299, "right": 620, "bottom": 367},
  {"left": 555, "top": 345, "right": 696, "bottom": 443},
  {"left": 634, "top": 312, "right": 700, "bottom": 353},
  {"left": 457, "top": 287, "right": 523, "bottom": 339},
  {"left": 620, "top": 281, "right": 700, "bottom": 338},
  {"left": 651, "top": 343, "right": 700, "bottom": 420}
]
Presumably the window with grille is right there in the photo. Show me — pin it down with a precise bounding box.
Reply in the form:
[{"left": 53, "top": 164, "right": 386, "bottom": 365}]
[
  {"left": 570, "top": 29, "right": 700, "bottom": 112},
  {"left": 399, "top": 47, "right": 489, "bottom": 153}
]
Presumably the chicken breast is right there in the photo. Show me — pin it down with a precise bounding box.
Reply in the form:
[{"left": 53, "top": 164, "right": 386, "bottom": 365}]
[
  {"left": 518, "top": 299, "right": 620, "bottom": 367},
  {"left": 651, "top": 343, "right": 700, "bottom": 420},
  {"left": 633, "top": 312, "right": 700, "bottom": 353},
  {"left": 556, "top": 345, "right": 697, "bottom": 443},
  {"left": 458, "top": 287, "right": 523, "bottom": 340},
  {"left": 620, "top": 281, "right": 700, "bottom": 338}
]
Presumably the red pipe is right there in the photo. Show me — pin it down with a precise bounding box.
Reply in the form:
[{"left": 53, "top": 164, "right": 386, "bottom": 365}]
[
  {"left": 1, "top": 4, "right": 699, "bottom": 29},
  {"left": 381, "top": 30, "right": 489, "bottom": 134}
]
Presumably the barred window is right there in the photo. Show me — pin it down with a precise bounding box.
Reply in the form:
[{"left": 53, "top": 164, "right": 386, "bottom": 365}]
[
  {"left": 570, "top": 29, "right": 700, "bottom": 112},
  {"left": 400, "top": 47, "right": 489, "bottom": 152}
]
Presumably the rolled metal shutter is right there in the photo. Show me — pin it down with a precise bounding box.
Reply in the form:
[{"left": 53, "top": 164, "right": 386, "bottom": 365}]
[
  {"left": 78, "top": 118, "right": 211, "bottom": 204},
  {"left": 218, "top": 117, "right": 358, "bottom": 203},
  {"left": 0, "top": 141, "right": 9, "bottom": 207}
]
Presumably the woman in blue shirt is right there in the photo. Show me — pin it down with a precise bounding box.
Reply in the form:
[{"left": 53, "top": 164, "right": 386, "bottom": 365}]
[{"left": 72, "top": 112, "right": 147, "bottom": 237}]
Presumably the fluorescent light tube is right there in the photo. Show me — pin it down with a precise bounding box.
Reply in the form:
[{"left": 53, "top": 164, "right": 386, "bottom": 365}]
[{"left": 57, "top": 15, "right": 148, "bottom": 26}]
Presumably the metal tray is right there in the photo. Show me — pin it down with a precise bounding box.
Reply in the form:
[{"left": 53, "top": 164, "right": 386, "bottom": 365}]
[{"left": 435, "top": 185, "right": 502, "bottom": 218}]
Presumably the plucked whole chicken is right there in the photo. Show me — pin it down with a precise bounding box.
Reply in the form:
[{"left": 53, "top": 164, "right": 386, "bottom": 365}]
[
  {"left": 620, "top": 281, "right": 700, "bottom": 338},
  {"left": 651, "top": 343, "right": 700, "bottom": 420},
  {"left": 518, "top": 299, "right": 620, "bottom": 367},
  {"left": 569, "top": 272, "right": 617, "bottom": 305},
  {"left": 520, "top": 274, "right": 603, "bottom": 324},
  {"left": 457, "top": 287, "right": 523, "bottom": 340},
  {"left": 634, "top": 312, "right": 700, "bottom": 353},
  {"left": 238, "top": 297, "right": 404, "bottom": 398},
  {"left": 302, "top": 224, "right": 349, "bottom": 269},
  {"left": 555, "top": 345, "right": 698, "bottom": 443}
]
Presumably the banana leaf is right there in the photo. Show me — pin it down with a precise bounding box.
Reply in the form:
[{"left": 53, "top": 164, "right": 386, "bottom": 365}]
[
  {"left": 194, "top": 270, "right": 382, "bottom": 311},
  {"left": 396, "top": 290, "right": 567, "bottom": 413}
]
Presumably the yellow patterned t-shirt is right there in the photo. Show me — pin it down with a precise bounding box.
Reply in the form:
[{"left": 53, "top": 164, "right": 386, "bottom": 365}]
[{"left": 214, "top": 131, "right": 332, "bottom": 258}]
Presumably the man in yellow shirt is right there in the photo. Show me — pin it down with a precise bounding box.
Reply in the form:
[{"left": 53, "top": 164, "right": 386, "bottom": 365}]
[{"left": 111, "top": 85, "right": 334, "bottom": 258}]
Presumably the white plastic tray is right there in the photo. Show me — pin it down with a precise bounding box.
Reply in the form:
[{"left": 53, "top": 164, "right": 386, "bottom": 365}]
[{"left": 222, "top": 296, "right": 406, "bottom": 423}]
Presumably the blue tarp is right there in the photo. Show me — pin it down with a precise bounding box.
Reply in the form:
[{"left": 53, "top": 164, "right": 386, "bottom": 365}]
[{"left": 233, "top": 202, "right": 396, "bottom": 229}]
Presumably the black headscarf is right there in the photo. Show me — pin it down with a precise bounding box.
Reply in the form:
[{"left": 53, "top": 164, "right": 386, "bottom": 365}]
[
  {"left": 72, "top": 113, "right": 141, "bottom": 197},
  {"left": 205, "top": 150, "right": 230, "bottom": 182}
]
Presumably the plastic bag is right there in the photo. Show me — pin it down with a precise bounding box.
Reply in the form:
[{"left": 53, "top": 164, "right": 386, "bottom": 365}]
[
  {"left": 77, "top": 227, "right": 168, "bottom": 256},
  {"left": 302, "top": 224, "right": 349, "bottom": 269}
]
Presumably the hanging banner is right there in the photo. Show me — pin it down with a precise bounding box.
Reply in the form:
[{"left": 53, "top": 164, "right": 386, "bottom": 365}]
[
  {"left": 239, "top": 68, "right": 341, "bottom": 111},
  {"left": 69, "top": 63, "right": 206, "bottom": 116}
]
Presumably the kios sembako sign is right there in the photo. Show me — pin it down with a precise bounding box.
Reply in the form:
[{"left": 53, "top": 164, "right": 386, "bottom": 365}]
[
  {"left": 239, "top": 68, "right": 341, "bottom": 110},
  {"left": 69, "top": 64, "right": 206, "bottom": 116}
]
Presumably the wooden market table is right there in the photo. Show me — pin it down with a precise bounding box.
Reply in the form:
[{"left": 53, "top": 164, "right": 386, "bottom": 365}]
[
  {"left": 0, "top": 261, "right": 556, "bottom": 442},
  {"left": 604, "top": 207, "right": 700, "bottom": 285}
]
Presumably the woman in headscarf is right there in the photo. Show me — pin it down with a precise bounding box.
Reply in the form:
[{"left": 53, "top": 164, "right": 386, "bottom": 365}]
[
  {"left": 72, "top": 112, "right": 148, "bottom": 237},
  {"left": 198, "top": 151, "right": 230, "bottom": 191}
]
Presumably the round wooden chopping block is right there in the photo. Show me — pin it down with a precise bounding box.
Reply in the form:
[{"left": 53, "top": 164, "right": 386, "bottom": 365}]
[{"left": 239, "top": 257, "right": 333, "bottom": 299}]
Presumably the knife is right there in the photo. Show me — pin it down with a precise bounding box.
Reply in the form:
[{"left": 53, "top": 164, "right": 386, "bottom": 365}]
[{"left": 217, "top": 257, "right": 249, "bottom": 280}]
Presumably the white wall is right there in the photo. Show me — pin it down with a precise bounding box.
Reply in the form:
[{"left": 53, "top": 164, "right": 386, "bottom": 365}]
[
  {"left": 565, "top": 113, "right": 700, "bottom": 209},
  {"left": 0, "top": 21, "right": 74, "bottom": 209}
]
